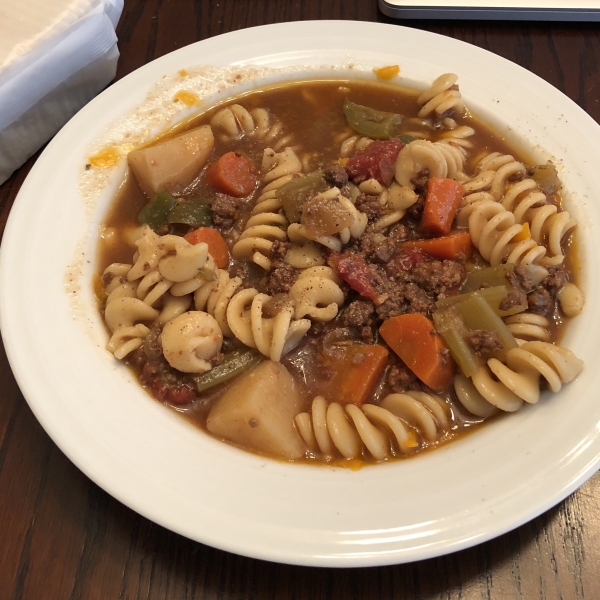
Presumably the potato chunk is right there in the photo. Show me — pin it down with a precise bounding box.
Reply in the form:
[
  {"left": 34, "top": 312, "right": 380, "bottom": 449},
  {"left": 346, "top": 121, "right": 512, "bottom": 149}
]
[
  {"left": 206, "top": 361, "right": 306, "bottom": 460},
  {"left": 128, "top": 125, "right": 214, "bottom": 196}
]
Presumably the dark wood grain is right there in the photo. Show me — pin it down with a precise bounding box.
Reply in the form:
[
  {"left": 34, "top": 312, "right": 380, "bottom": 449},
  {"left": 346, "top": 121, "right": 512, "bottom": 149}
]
[{"left": 1, "top": 1, "right": 600, "bottom": 598}]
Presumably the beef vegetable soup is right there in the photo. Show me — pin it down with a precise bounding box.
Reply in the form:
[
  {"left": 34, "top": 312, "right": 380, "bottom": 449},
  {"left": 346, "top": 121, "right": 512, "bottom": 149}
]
[{"left": 97, "top": 73, "right": 584, "bottom": 463}]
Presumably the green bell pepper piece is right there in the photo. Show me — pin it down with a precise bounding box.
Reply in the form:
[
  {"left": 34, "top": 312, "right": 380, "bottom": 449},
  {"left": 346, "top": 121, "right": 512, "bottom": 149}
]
[{"left": 343, "top": 98, "right": 403, "bottom": 140}]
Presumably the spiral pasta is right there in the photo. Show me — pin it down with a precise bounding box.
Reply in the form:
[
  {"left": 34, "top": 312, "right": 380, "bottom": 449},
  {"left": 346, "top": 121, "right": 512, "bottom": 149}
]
[
  {"left": 454, "top": 341, "right": 584, "bottom": 416},
  {"left": 103, "top": 226, "right": 216, "bottom": 359},
  {"left": 504, "top": 313, "right": 551, "bottom": 342},
  {"left": 232, "top": 147, "right": 302, "bottom": 270},
  {"left": 416, "top": 73, "right": 466, "bottom": 119},
  {"left": 466, "top": 200, "right": 548, "bottom": 266},
  {"left": 438, "top": 124, "right": 476, "bottom": 150},
  {"left": 500, "top": 178, "right": 577, "bottom": 266},
  {"left": 225, "top": 287, "right": 311, "bottom": 361},
  {"left": 161, "top": 311, "right": 223, "bottom": 374},
  {"left": 289, "top": 266, "right": 345, "bottom": 322},
  {"left": 294, "top": 391, "right": 449, "bottom": 460},
  {"left": 339, "top": 134, "right": 373, "bottom": 158},
  {"left": 459, "top": 153, "right": 527, "bottom": 211},
  {"left": 210, "top": 104, "right": 292, "bottom": 150},
  {"left": 395, "top": 139, "right": 466, "bottom": 187},
  {"left": 193, "top": 269, "right": 242, "bottom": 337}
]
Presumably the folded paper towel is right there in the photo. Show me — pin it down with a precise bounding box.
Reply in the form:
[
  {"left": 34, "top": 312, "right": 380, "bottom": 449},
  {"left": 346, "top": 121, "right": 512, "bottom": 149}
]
[{"left": 0, "top": 0, "right": 124, "bottom": 184}]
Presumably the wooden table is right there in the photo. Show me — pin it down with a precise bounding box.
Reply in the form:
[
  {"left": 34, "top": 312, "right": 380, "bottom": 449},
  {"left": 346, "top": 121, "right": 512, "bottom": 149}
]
[{"left": 1, "top": 1, "right": 599, "bottom": 598}]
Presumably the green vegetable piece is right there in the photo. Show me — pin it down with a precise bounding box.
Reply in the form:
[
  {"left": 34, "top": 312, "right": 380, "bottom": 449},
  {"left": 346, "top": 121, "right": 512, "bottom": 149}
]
[
  {"left": 452, "top": 294, "right": 518, "bottom": 361},
  {"left": 343, "top": 98, "right": 403, "bottom": 140},
  {"left": 462, "top": 264, "right": 515, "bottom": 293},
  {"left": 531, "top": 162, "right": 561, "bottom": 195},
  {"left": 138, "top": 190, "right": 177, "bottom": 231},
  {"left": 276, "top": 170, "right": 328, "bottom": 223},
  {"left": 199, "top": 266, "right": 216, "bottom": 282},
  {"left": 433, "top": 309, "right": 481, "bottom": 378},
  {"left": 437, "top": 285, "right": 527, "bottom": 318},
  {"left": 168, "top": 199, "right": 213, "bottom": 227},
  {"left": 192, "top": 348, "right": 261, "bottom": 393}
]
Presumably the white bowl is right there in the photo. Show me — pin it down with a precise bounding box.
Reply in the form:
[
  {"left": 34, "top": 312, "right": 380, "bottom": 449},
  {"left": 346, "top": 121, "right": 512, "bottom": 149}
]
[{"left": 1, "top": 21, "right": 599, "bottom": 567}]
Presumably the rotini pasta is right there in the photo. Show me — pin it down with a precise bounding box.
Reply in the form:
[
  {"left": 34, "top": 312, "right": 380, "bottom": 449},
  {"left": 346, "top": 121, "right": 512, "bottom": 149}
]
[
  {"left": 416, "top": 72, "right": 466, "bottom": 118},
  {"left": 289, "top": 266, "right": 345, "bottom": 322},
  {"left": 294, "top": 391, "right": 449, "bottom": 460},
  {"left": 210, "top": 104, "right": 292, "bottom": 150},
  {"left": 226, "top": 288, "right": 311, "bottom": 361},
  {"left": 465, "top": 200, "right": 548, "bottom": 266},
  {"left": 395, "top": 139, "right": 466, "bottom": 187},
  {"left": 454, "top": 341, "right": 584, "bottom": 416}
]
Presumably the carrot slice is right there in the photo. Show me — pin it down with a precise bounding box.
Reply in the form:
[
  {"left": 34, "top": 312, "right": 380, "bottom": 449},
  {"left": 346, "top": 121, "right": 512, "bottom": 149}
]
[
  {"left": 205, "top": 151, "right": 257, "bottom": 197},
  {"left": 324, "top": 344, "right": 389, "bottom": 406},
  {"left": 184, "top": 227, "right": 230, "bottom": 268},
  {"left": 400, "top": 231, "right": 473, "bottom": 261},
  {"left": 379, "top": 314, "right": 455, "bottom": 392},
  {"left": 421, "top": 177, "right": 465, "bottom": 236}
]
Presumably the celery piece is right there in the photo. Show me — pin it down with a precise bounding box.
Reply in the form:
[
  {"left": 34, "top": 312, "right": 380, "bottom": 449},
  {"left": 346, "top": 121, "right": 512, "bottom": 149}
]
[
  {"left": 433, "top": 309, "right": 481, "bottom": 378},
  {"left": 138, "top": 190, "right": 177, "bottom": 231},
  {"left": 276, "top": 170, "right": 328, "bottom": 223},
  {"left": 462, "top": 264, "right": 514, "bottom": 293},
  {"left": 193, "top": 348, "right": 261, "bottom": 393},
  {"left": 343, "top": 98, "right": 404, "bottom": 140},
  {"left": 452, "top": 294, "right": 518, "bottom": 360},
  {"left": 437, "top": 285, "right": 526, "bottom": 318},
  {"left": 168, "top": 199, "right": 212, "bottom": 227}
]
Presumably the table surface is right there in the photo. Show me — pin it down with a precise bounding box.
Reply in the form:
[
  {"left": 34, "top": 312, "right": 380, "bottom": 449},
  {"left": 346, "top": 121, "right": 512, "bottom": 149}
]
[{"left": 2, "top": 1, "right": 600, "bottom": 598}]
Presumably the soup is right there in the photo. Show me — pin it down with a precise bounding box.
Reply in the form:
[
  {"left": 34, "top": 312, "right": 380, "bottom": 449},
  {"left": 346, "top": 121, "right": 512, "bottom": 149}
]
[{"left": 96, "top": 73, "right": 584, "bottom": 463}]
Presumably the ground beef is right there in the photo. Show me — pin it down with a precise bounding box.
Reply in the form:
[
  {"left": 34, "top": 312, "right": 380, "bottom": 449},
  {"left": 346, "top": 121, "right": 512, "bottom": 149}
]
[
  {"left": 211, "top": 193, "right": 238, "bottom": 229},
  {"left": 543, "top": 266, "right": 568, "bottom": 293},
  {"left": 411, "top": 168, "right": 430, "bottom": 196},
  {"left": 339, "top": 300, "right": 375, "bottom": 328},
  {"left": 499, "top": 289, "right": 527, "bottom": 311},
  {"left": 372, "top": 239, "right": 397, "bottom": 263},
  {"left": 388, "top": 224, "right": 410, "bottom": 243},
  {"left": 358, "top": 229, "right": 397, "bottom": 263},
  {"left": 269, "top": 240, "right": 290, "bottom": 260},
  {"left": 323, "top": 163, "right": 349, "bottom": 188},
  {"left": 387, "top": 363, "right": 426, "bottom": 393},
  {"left": 266, "top": 261, "right": 298, "bottom": 295},
  {"left": 406, "top": 195, "right": 425, "bottom": 220},
  {"left": 355, "top": 193, "right": 388, "bottom": 222},
  {"left": 527, "top": 288, "right": 554, "bottom": 314},
  {"left": 466, "top": 330, "right": 504, "bottom": 356},
  {"left": 506, "top": 264, "right": 534, "bottom": 292},
  {"left": 138, "top": 355, "right": 197, "bottom": 405},
  {"left": 403, "top": 283, "right": 434, "bottom": 315},
  {"left": 339, "top": 183, "right": 353, "bottom": 199},
  {"left": 368, "top": 265, "right": 434, "bottom": 319},
  {"left": 410, "top": 260, "right": 466, "bottom": 296}
]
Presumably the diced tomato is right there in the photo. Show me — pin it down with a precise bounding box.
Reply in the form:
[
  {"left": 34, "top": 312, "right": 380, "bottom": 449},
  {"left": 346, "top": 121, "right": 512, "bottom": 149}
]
[
  {"left": 330, "top": 252, "right": 380, "bottom": 304},
  {"left": 346, "top": 139, "right": 403, "bottom": 186}
]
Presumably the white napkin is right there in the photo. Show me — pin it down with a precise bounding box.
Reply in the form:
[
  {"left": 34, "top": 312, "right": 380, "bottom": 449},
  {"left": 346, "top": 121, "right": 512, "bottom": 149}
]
[{"left": 0, "top": 0, "right": 124, "bottom": 184}]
